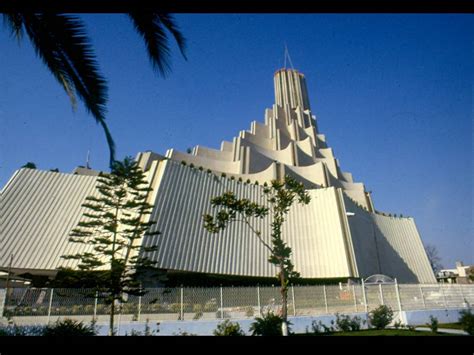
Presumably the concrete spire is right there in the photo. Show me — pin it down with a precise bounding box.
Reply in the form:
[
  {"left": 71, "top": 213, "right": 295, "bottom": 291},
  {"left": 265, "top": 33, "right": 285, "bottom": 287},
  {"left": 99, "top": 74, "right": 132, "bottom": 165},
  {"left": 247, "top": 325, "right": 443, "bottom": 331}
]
[
  {"left": 274, "top": 68, "right": 311, "bottom": 111},
  {"left": 160, "top": 68, "right": 372, "bottom": 210}
]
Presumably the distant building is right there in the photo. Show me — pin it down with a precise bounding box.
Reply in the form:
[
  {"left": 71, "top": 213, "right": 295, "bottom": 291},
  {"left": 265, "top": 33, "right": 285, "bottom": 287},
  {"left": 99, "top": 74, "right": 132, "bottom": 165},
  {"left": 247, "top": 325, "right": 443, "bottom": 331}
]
[
  {"left": 437, "top": 261, "right": 474, "bottom": 284},
  {"left": 0, "top": 67, "right": 437, "bottom": 284}
]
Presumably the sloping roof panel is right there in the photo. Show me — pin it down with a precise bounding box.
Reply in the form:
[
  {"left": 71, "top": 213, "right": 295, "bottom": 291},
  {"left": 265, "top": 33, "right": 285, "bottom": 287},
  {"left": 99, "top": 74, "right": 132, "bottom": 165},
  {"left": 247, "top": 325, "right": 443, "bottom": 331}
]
[{"left": 0, "top": 169, "right": 98, "bottom": 271}]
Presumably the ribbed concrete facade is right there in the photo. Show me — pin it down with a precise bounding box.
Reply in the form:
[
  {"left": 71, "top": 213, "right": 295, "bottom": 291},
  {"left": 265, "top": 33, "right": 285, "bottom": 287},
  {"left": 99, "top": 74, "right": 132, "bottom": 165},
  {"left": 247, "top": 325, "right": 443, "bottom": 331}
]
[
  {"left": 0, "top": 169, "right": 99, "bottom": 273},
  {"left": 343, "top": 196, "right": 436, "bottom": 283},
  {"left": 141, "top": 160, "right": 355, "bottom": 278},
  {"left": 0, "top": 68, "right": 437, "bottom": 283}
]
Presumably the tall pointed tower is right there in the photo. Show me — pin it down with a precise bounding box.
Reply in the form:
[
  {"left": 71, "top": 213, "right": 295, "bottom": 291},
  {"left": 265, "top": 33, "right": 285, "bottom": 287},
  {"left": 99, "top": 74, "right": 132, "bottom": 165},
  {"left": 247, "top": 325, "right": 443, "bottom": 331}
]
[{"left": 158, "top": 68, "right": 375, "bottom": 212}]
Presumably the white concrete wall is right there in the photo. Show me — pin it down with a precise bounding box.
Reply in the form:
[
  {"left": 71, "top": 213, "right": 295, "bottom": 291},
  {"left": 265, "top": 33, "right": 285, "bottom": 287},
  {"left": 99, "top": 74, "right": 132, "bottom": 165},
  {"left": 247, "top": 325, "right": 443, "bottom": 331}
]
[
  {"left": 95, "top": 313, "right": 370, "bottom": 336},
  {"left": 94, "top": 309, "right": 465, "bottom": 335},
  {"left": 401, "top": 308, "right": 467, "bottom": 326}
]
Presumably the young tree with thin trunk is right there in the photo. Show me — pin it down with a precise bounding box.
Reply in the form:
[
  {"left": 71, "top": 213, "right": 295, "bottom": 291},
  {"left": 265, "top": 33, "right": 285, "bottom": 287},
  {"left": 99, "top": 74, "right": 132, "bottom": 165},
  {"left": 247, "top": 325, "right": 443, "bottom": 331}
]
[
  {"left": 203, "top": 176, "right": 310, "bottom": 336},
  {"left": 62, "top": 157, "right": 159, "bottom": 336},
  {"left": 424, "top": 243, "right": 443, "bottom": 274}
]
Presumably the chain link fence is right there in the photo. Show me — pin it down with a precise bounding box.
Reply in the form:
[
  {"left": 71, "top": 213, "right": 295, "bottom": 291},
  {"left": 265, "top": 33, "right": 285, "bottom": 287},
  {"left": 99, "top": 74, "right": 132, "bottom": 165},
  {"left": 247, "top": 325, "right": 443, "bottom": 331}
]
[{"left": 2, "top": 283, "right": 473, "bottom": 324}]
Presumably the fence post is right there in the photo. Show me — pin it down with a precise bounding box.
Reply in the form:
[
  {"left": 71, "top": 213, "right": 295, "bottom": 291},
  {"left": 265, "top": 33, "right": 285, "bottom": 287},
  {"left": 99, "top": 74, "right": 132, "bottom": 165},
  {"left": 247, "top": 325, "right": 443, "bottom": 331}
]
[
  {"left": 394, "top": 279, "right": 403, "bottom": 314},
  {"left": 378, "top": 283, "right": 384, "bottom": 305},
  {"left": 257, "top": 285, "right": 261, "bottom": 317},
  {"left": 352, "top": 285, "right": 357, "bottom": 312},
  {"left": 323, "top": 285, "right": 329, "bottom": 314},
  {"left": 138, "top": 294, "right": 142, "bottom": 322},
  {"left": 180, "top": 286, "right": 184, "bottom": 321},
  {"left": 117, "top": 306, "right": 122, "bottom": 335},
  {"left": 419, "top": 285, "right": 426, "bottom": 309},
  {"left": 47, "top": 288, "right": 54, "bottom": 324},
  {"left": 440, "top": 284, "right": 448, "bottom": 309},
  {"left": 458, "top": 284, "right": 466, "bottom": 307},
  {"left": 291, "top": 285, "right": 296, "bottom": 316},
  {"left": 220, "top": 286, "right": 223, "bottom": 320},
  {"left": 93, "top": 291, "right": 98, "bottom": 320},
  {"left": 0, "top": 289, "right": 4, "bottom": 318},
  {"left": 361, "top": 280, "right": 368, "bottom": 313}
]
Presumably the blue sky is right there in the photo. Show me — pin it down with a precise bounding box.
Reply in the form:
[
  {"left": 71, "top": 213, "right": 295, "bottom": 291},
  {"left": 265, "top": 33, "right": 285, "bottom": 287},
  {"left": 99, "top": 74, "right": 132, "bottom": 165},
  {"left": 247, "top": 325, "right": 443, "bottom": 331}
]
[{"left": 1, "top": 14, "right": 472, "bottom": 267}]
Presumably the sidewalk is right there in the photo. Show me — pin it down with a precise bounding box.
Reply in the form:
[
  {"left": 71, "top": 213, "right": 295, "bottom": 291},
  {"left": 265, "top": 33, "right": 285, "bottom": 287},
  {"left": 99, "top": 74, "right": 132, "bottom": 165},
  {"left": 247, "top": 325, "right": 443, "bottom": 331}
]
[{"left": 415, "top": 327, "right": 469, "bottom": 336}]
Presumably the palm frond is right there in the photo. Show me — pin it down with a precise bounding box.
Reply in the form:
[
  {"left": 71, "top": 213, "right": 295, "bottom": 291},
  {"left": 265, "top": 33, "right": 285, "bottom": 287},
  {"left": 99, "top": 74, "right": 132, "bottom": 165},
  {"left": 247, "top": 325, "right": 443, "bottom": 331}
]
[
  {"left": 156, "top": 13, "right": 187, "bottom": 60},
  {"left": 11, "top": 13, "right": 115, "bottom": 166},
  {"left": 3, "top": 13, "right": 24, "bottom": 40},
  {"left": 128, "top": 12, "right": 186, "bottom": 77}
]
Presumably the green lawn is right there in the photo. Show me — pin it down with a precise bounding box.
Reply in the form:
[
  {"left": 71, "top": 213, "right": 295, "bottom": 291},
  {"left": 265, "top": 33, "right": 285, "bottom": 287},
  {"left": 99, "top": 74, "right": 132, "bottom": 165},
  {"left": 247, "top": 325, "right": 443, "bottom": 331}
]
[{"left": 299, "top": 329, "right": 459, "bottom": 336}]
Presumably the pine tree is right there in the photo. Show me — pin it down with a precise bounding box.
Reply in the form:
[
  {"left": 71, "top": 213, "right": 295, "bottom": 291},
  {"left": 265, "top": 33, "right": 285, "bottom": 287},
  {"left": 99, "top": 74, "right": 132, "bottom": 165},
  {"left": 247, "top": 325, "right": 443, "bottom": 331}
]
[
  {"left": 203, "top": 175, "right": 310, "bottom": 336},
  {"left": 62, "top": 156, "right": 159, "bottom": 336}
]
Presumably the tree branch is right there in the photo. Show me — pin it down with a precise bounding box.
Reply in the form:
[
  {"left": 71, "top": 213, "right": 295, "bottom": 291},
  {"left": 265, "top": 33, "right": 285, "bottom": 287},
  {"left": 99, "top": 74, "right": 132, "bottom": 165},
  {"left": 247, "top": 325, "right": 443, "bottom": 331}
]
[{"left": 235, "top": 216, "right": 273, "bottom": 252}]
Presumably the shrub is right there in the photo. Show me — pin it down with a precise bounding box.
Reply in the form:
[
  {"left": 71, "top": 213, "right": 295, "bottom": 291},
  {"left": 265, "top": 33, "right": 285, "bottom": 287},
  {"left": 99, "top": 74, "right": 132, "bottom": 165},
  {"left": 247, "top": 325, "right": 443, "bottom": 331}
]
[
  {"left": 335, "top": 313, "right": 362, "bottom": 332},
  {"left": 221, "top": 173, "right": 226, "bottom": 178},
  {"left": 181, "top": 161, "right": 186, "bottom": 166},
  {"left": 213, "top": 319, "right": 245, "bottom": 336},
  {"left": 393, "top": 320, "right": 403, "bottom": 329},
  {"left": 83, "top": 305, "right": 95, "bottom": 314},
  {"left": 189, "top": 163, "right": 194, "bottom": 168},
  {"left": 147, "top": 321, "right": 160, "bottom": 336},
  {"left": 126, "top": 329, "right": 144, "bottom": 336},
  {"left": 204, "top": 299, "right": 218, "bottom": 312},
  {"left": 0, "top": 324, "right": 45, "bottom": 336},
  {"left": 245, "top": 306, "right": 254, "bottom": 317},
  {"left": 126, "top": 319, "right": 159, "bottom": 336},
  {"left": 459, "top": 308, "right": 474, "bottom": 335},
  {"left": 43, "top": 319, "right": 97, "bottom": 336},
  {"left": 215, "top": 310, "right": 231, "bottom": 319},
  {"left": 198, "top": 166, "right": 203, "bottom": 171},
  {"left": 169, "top": 303, "right": 181, "bottom": 313},
  {"left": 193, "top": 304, "right": 203, "bottom": 320},
  {"left": 173, "top": 330, "right": 196, "bottom": 336},
  {"left": 121, "top": 303, "right": 137, "bottom": 315},
  {"left": 308, "top": 320, "right": 334, "bottom": 335},
  {"left": 369, "top": 305, "right": 393, "bottom": 330},
  {"left": 249, "top": 312, "right": 290, "bottom": 336},
  {"left": 246, "top": 179, "right": 251, "bottom": 184},
  {"left": 427, "top": 315, "right": 438, "bottom": 333}
]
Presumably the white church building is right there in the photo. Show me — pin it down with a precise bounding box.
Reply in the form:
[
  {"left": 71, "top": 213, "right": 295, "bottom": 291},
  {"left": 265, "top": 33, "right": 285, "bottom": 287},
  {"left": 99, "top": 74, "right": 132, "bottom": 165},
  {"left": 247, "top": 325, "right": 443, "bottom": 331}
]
[{"left": 0, "top": 68, "right": 437, "bottom": 284}]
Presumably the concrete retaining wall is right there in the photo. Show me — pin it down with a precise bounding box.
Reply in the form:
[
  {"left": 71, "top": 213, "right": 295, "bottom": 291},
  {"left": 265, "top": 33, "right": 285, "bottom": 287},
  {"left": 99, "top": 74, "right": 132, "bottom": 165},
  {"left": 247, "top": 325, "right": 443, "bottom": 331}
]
[
  {"left": 96, "top": 312, "right": 370, "bottom": 336},
  {"left": 94, "top": 308, "right": 468, "bottom": 335},
  {"left": 400, "top": 308, "right": 467, "bottom": 326}
]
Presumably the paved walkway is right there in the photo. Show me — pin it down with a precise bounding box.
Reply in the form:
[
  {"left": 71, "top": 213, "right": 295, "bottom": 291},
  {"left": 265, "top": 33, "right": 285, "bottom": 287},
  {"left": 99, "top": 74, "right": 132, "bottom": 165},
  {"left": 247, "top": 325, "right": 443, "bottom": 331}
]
[{"left": 415, "top": 326, "right": 469, "bottom": 335}]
